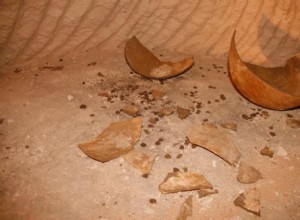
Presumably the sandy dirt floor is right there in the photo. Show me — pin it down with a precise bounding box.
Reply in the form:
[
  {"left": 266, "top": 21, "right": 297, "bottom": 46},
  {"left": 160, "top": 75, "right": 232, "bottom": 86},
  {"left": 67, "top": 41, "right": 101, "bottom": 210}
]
[{"left": 0, "top": 50, "right": 299, "bottom": 220}]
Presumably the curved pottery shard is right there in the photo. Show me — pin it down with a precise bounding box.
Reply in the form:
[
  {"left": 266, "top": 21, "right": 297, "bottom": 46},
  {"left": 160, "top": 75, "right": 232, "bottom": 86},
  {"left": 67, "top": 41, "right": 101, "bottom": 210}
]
[
  {"left": 125, "top": 36, "right": 194, "bottom": 79},
  {"left": 78, "top": 117, "right": 141, "bottom": 163},
  {"left": 228, "top": 31, "right": 300, "bottom": 110},
  {"left": 187, "top": 123, "right": 241, "bottom": 166}
]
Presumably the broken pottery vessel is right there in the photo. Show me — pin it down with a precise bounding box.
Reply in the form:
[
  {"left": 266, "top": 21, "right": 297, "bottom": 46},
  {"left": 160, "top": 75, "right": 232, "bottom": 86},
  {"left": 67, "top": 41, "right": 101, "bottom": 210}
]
[
  {"left": 228, "top": 31, "right": 300, "bottom": 110},
  {"left": 125, "top": 36, "right": 194, "bottom": 79},
  {"left": 187, "top": 123, "right": 241, "bottom": 166},
  {"left": 78, "top": 117, "right": 141, "bottom": 162},
  {"left": 159, "top": 171, "right": 213, "bottom": 194},
  {"left": 234, "top": 188, "right": 260, "bottom": 216}
]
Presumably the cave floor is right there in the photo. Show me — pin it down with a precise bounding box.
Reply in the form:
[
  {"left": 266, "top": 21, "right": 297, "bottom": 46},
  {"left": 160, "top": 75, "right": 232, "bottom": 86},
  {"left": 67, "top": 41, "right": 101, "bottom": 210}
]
[{"left": 0, "top": 51, "right": 299, "bottom": 220}]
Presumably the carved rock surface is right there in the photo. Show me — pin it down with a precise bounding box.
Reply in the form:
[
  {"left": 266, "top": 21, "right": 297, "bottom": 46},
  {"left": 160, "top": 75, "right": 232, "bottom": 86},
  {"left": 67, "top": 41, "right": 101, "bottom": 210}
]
[
  {"left": 187, "top": 123, "right": 241, "bottom": 166},
  {"left": 159, "top": 171, "right": 213, "bottom": 194},
  {"left": 78, "top": 117, "right": 141, "bottom": 162}
]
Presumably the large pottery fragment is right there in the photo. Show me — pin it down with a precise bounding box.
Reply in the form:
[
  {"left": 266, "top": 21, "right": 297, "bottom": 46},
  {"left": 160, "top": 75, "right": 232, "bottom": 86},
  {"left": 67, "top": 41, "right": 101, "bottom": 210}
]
[
  {"left": 187, "top": 123, "right": 241, "bottom": 166},
  {"left": 78, "top": 117, "right": 141, "bottom": 162},
  {"left": 125, "top": 36, "right": 194, "bottom": 79}
]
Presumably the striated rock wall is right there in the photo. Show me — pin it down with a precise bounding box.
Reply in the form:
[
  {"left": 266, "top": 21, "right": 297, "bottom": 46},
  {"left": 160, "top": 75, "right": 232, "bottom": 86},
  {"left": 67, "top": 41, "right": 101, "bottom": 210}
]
[{"left": 0, "top": 0, "right": 299, "bottom": 66}]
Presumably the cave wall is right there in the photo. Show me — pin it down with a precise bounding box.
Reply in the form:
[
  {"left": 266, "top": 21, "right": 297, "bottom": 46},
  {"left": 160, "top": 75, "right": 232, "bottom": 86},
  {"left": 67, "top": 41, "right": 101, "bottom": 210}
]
[{"left": 0, "top": 0, "right": 299, "bottom": 66}]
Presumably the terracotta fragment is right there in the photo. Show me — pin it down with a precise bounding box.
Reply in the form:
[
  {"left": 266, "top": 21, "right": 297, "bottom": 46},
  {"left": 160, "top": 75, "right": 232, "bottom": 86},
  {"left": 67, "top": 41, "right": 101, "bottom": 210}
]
[
  {"left": 152, "top": 89, "right": 166, "bottom": 100},
  {"left": 177, "top": 106, "right": 191, "bottom": 119},
  {"left": 237, "top": 162, "right": 262, "bottom": 184},
  {"left": 260, "top": 146, "right": 274, "bottom": 158},
  {"left": 78, "top": 117, "right": 141, "bottom": 162},
  {"left": 177, "top": 196, "right": 193, "bottom": 220},
  {"left": 159, "top": 107, "right": 174, "bottom": 116},
  {"left": 122, "top": 105, "right": 140, "bottom": 116},
  {"left": 123, "top": 149, "right": 156, "bottom": 174},
  {"left": 220, "top": 122, "right": 237, "bottom": 132},
  {"left": 234, "top": 188, "right": 260, "bottom": 216},
  {"left": 228, "top": 31, "right": 300, "bottom": 110},
  {"left": 125, "top": 36, "right": 194, "bottom": 79},
  {"left": 198, "top": 189, "right": 218, "bottom": 198},
  {"left": 187, "top": 123, "right": 241, "bottom": 166},
  {"left": 159, "top": 171, "right": 213, "bottom": 194},
  {"left": 286, "top": 119, "right": 300, "bottom": 129}
]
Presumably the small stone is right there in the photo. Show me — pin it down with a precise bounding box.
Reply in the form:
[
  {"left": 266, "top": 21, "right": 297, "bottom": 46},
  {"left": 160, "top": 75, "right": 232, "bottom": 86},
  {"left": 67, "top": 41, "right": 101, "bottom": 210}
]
[
  {"left": 237, "top": 162, "right": 262, "bottom": 184},
  {"left": 260, "top": 146, "right": 274, "bottom": 158},
  {"left": 149, "top": 198, "right": 157, "bottom": 204},
  {"left": 159, "top": 171, "right": 213, "bottom": 193},
  {"left": 152, "top": 89, "right": 166, "bottom": 100},
  {"left": 276, "top": 146, "right": 288, "bottom": 157},
  {"left": 177, "top": 196, "right": 192, "bottom": 220},
  {"left": 98, "top": 92, "right": 110, "bottom": 98},
  {"left": 220, "top": 122, "right": 237, "bottom": 132},
  {"left": 0, "top": 118, "right": 4, "bottom": 124},
  {"left": 177, "top": 106, "right": 191, "bottom": 119},
  {"left": 123, "top": 149, "right": 156, "bottom": 174},
  {"left": 164, "top": 153, "right": 171, "bottom": 159},
  {"left": 159, "top": 107, "right": 174, "bottom": 116},
  {"left": 234, "top": 188, "right": 260, "bottom": 216},
  {"left": 286, "top": 119, "right": 300, "bottom": 129},
  {"left": 80, "top": 104, "right": 87, "bottom": 109},
  {"left": 198, "top": 189, "right": 218, "bottom": 198},
  {"left": 67, "top": 95, "right": 74, "bottom": 101},
  {"left": 122, "top": 105, "right": 140, "bottom": 116},
  {"left": 78, "top": 117, "right": 141, "bottom": 162},
  {"left": 187, "top": 123, "right": 241, "bottom": 166}
]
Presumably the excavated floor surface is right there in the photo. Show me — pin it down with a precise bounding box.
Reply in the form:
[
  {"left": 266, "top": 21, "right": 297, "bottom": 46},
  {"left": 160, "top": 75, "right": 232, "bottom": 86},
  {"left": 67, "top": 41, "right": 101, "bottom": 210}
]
[{"left": 0, "top": 50, "right": 299, "bottom": 220}]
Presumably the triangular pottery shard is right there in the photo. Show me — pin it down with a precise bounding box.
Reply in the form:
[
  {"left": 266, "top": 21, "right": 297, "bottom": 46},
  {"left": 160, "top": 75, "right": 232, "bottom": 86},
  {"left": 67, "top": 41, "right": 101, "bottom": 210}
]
[
  {"left": 187, "top": 123, "right": 241, "bottom": 166},
  {"left": 78, "top": 117, "right": 141, "bottom": 162},
  {"left": 159, "top": 171, "right": 213, "bottom": 194},
  {"left": 123, "top": 149, "right": 156, "bottom": 175},
  {"left": 237, "top": 161, "right": 263, "bottom": 184},
  {"left": 228, "top": 31, "right": 300, "bottom": 110},
  {"left": 125, "top": 36, "right": 194, "bottom": 79},
  {"left": 234, "top": 188, "right": 260, "bottom": 216}
]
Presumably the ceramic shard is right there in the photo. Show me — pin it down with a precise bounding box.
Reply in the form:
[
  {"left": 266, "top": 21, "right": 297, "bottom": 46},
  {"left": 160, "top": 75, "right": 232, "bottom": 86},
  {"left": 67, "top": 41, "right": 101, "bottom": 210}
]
[
  {"left": 228, "top": 31, "right": 300, "bottom": 110},
  {"left": 237, "top": 161, "right": 262, "bottom": 184},
  {"left": 177, "top": 196, "right": 193, "bottom": 220},
  {"left": 78, "top": 117, "right": 141, "bottom": 162},
  {"left": 159, "top": 171, "right": 213, "bottom": 194},
  {"left": 234, "top": 188, "right": 260, "bottom": 216},
  {"left": 187, "top": 123, "right": 241, "bottom": 166},
  {"left": 125, "top": 36, "right": 194, "bottom": 79},
  {"left": 123, "top": 149, "right": 156, "bottom": 175}
]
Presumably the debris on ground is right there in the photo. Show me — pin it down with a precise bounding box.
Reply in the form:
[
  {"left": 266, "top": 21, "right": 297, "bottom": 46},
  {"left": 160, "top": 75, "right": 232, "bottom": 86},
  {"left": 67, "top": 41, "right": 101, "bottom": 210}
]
[
  {"left": 260, "top": 146, "right": 274, "bottom": 158},
  {"left": 276, "top": 146, "right": 288, "bottom": 157},
  {"left": 286, "top": 119, "right": 300, "bottom": 129},
  {"left": 177, "top": 106, "right": 191, "bottom": 119},
  {"left": 234, "top": 188, "right": 260, "bottom": 216},
  {"left": 151, "top": 89, "right": 166, "bottom": 100},
  {"left": 177, "top": 196, "right": 193, "bottom": 220},
  {"left": 220, "top": 122, "right": 237, "bottom": 132},
  {"left": 122, "top": 105, "right": 140, "bottom": 116},
  {"left": 237, "top": 161, "right": 262, "bottom": 184},
  {"left": 159, "top": 171, "right": 213, "bottom": 193},
  {"left": 187, "top": 123, "right": 241, "bottom": 166},
  {"left": 78, "top": 117, "right": 141, "bottom": 162},
  {"left": 159, "top": 107, "right": 174, "bottom": 116},
  {"left": 123, "top": 149, "right": 156, "bottom": 175},
  {"left": 198, "top": 188, "right": 218, "bottom": 198}
]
